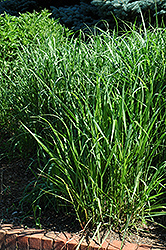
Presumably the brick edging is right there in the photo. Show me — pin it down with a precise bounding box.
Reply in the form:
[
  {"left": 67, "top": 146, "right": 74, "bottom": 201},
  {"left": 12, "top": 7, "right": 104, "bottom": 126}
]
[{"left": 0, "top": 223, "right": 164, "bottom": 250}]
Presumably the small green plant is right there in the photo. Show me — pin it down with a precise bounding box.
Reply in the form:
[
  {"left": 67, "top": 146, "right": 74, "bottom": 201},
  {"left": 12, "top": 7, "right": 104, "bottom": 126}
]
[
  {"left": 0, "top": 9, "right": 72, "bottom": 157},
  {"left": 32, "top": 204, "right": 42, "bottom": 228}
]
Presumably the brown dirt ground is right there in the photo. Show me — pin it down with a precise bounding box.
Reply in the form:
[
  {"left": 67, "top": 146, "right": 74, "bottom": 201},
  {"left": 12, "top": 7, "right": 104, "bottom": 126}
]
[{"left": 0, "top": 158, "right": 166, "bottom": 249}]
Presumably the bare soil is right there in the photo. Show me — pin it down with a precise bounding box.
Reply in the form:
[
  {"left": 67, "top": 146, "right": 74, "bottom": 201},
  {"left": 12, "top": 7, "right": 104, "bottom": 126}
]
[{"left": 0, "top": 158, "right": 166, "bottom": 249}]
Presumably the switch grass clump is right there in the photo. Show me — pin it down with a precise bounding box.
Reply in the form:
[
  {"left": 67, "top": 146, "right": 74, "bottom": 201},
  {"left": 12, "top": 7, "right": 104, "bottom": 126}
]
[{"left": 0, "top": 10, "right": 166, "bottom": 233}]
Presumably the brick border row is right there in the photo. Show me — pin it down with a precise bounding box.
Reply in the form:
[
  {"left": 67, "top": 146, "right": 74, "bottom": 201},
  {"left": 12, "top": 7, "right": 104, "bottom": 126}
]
[{"left": 0, "top": 224, "right": 164, "bottom": 250}]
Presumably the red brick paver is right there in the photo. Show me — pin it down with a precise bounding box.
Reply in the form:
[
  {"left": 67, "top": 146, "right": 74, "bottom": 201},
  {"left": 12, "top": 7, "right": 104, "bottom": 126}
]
[
  {"left": 0, "top": 224, "right": 164, "bottom": 250},
  {"left": 137, "top": 245, "right": 152, "bottom": 250},
  {"left": 17, "top": 234, "right": 29, "bottom": 250},
  {"left": 110, "top": 240, "right": 123, "bottom": 249},
  {"left": 29, "top": 232, "right": 45, "bottom": 250},
  {"left": 122, "top": 242, "right": 138, "bottom": 250},
  {"left": 42, "top": 235, "right": 53, "bottom": 250},
  {"left": 0, "top": 229, "right": 6, "bottom": 249},
  {"left": 6, "top": 228, "right": 24, "bottom": 250}
]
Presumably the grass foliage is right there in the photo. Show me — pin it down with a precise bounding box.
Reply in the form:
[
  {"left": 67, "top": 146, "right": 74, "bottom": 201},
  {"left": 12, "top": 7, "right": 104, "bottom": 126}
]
[
  {"left": 0, "top": 10, "right": 72, "bottom": 155},
  {"left": 0, "top": 10, "right": 166, "bottom": 232}
]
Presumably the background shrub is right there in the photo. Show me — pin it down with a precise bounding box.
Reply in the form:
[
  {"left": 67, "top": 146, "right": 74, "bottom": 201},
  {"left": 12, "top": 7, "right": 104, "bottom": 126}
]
[
  {"left": 0, "top": 10, "right": 72, "bottom": 158},
  {"left": 1, "top": 0, "right": 166, "bottom": 32},
  {"left": 91, "top": 0, "right": 166, "bottom": 28}
]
